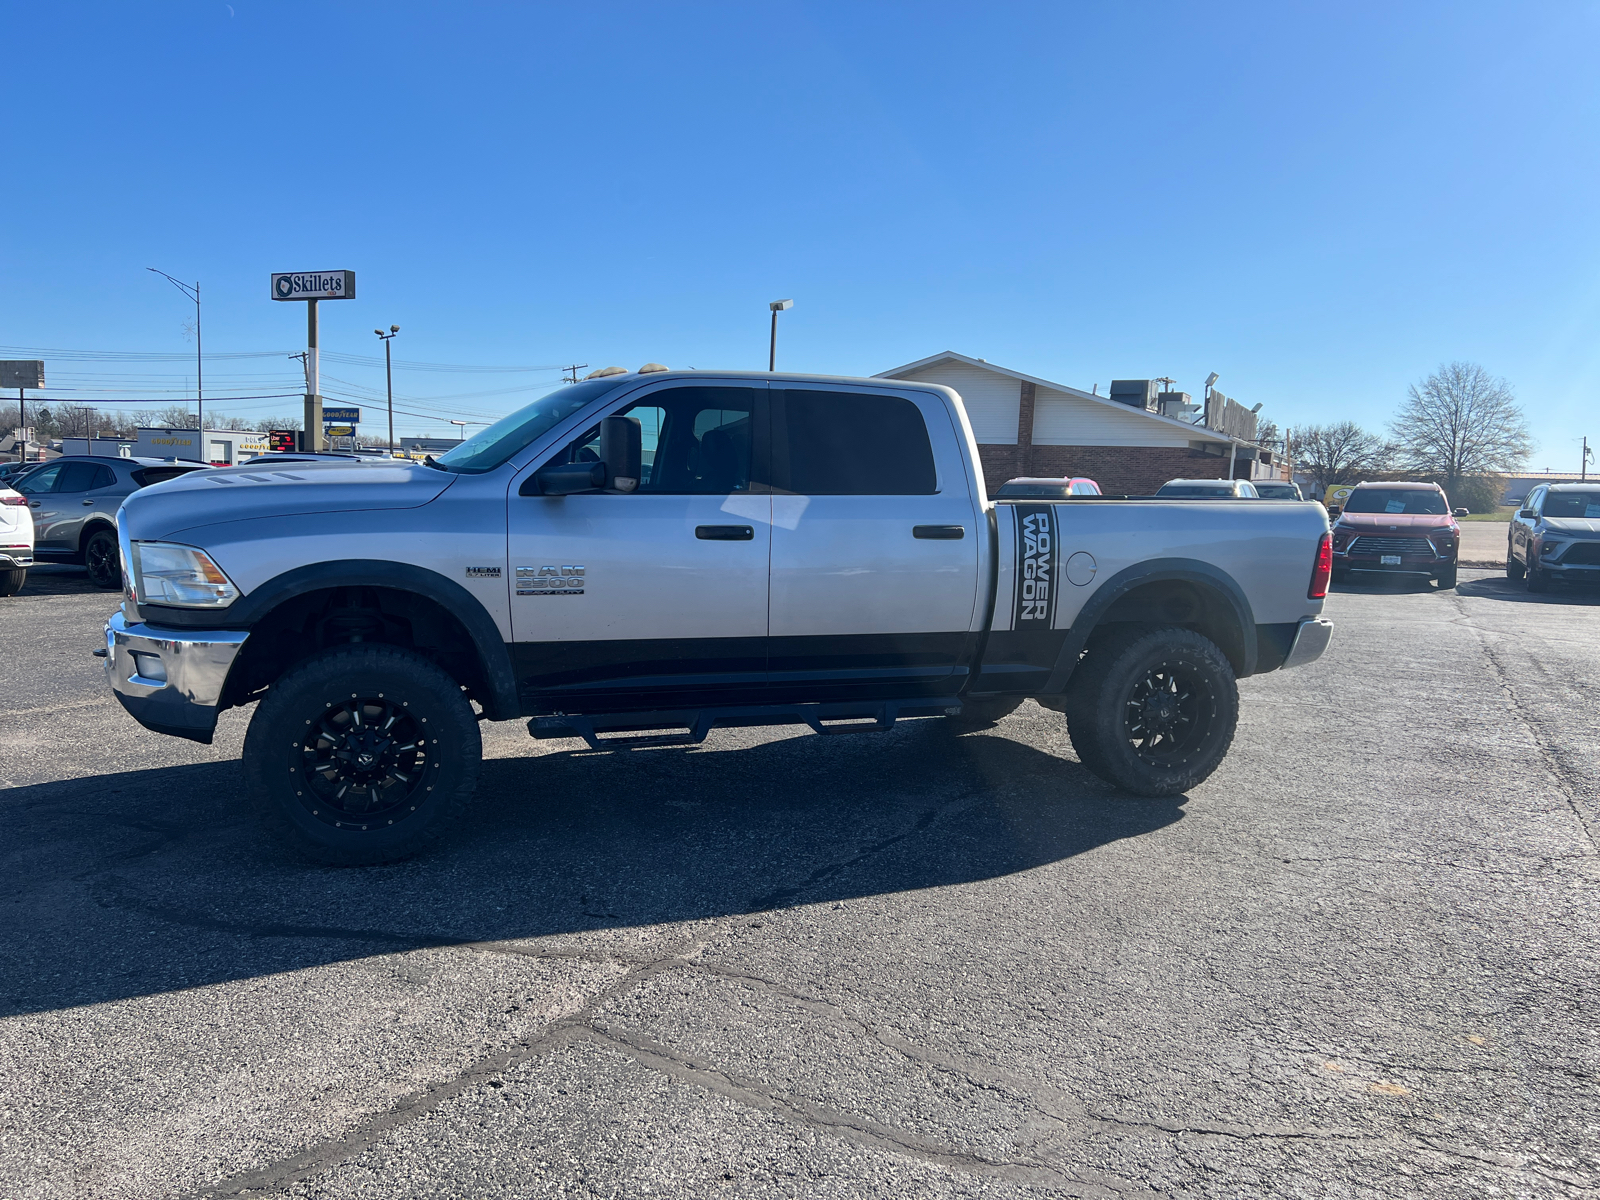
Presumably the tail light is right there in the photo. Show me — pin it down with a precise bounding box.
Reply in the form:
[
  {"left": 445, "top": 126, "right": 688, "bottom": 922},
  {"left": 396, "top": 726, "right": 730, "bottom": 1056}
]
[
  {"left": 0, "top": 495, "right": 26, "bottom": 506},
  {"left": 1309, "top": 532, "right": 1332, "bottom": 598}
]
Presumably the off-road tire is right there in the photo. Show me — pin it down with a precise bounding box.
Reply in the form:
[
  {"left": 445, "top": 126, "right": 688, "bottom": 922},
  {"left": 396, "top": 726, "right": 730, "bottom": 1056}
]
[
  {"left": 1063, "top": 624, "right": 1238, "bottom": 797},
  {"left": 243, "top": 645, "right": 482, "bottom": 865},
  {"left": 945, "top": 695, "right": 1024, "bottom": 732},
  {"left": 1434, "top": 566, "right": 1458, "bottom": 590},
  {"left": 1525, "top": 559, "right": 1549, "bottom": 593},
  {"left": 0, "top": 568, "right": 24, "bottom": 597},
  {"left": 84, "top": 528, "right": 121, "bottom": 590},
  {"left": 1505, "top": 551, "right": 1525, "bottom": 580}
]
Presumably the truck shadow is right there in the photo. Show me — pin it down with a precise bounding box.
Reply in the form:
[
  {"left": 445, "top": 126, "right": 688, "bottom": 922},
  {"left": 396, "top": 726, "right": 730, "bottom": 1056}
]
[
  {"left": 0, "top": 721, "right": 1182, "bottom": 1018},
  {"left": 1455, "top": 575, "right": 1600, "bottom": 605}
]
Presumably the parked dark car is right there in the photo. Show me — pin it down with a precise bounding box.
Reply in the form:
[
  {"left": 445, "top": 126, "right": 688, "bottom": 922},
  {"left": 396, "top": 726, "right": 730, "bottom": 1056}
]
[
  {"left": 1329, "top": 481, "right": 1465, "bottom": 589},
  {"left": 1507, "top": 483, "right": 1600, "bottom": 592},
  {"left": 14, "top": 456, "right": 211, "bottom": 588},
  {"left": 1253, "top": 481, "right": 1305, "bottom": 500},
  {"left": 1155, "top": 478, "right": 1260, "bottom": 498},
  {"left": 993, "top": 476, "right": 1101, "bottom": 500}
]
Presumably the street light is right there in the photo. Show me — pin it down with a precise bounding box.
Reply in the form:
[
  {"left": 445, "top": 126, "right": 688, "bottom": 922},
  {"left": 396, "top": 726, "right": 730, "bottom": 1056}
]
[
  {"left": 449, "top": 419, "right": 467, "bottom": 442},
  {"left": 374, "top": 325, "right": 399, "bottom": 453},
  {"left": 768, "top": 299, "right": 793, "bottom": 372},
  {"left": 148, "top": 268, "right": 203, "bottom": 440}
]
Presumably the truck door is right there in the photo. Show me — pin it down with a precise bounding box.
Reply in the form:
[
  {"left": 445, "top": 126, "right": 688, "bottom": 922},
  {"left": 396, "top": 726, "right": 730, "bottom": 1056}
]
[
  {"left": 508, "top": 382, "right": 771, "bottom": 713},
  {"left": 767, "top": 385, "right": 982, "bottom": 701}
]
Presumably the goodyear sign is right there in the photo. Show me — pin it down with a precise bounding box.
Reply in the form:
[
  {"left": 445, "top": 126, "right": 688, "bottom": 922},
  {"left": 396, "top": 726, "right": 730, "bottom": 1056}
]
[
  {"left": 321, "top": 407, "right": 361, "bottom": 424},
  {"left": 271, "top": 271, "right": 355, "bottom": 301}
]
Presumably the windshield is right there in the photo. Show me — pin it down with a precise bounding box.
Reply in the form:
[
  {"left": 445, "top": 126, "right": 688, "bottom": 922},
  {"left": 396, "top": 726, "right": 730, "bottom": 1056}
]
[
  {"left": 1344, "top": 488, "right": 1447, "bottom": 515},
  {"left": 1542, "top": 490, "right": 1600, "bottom": 519},
  {"left": 434, "top": 379, "right": 620, "bottom": 473},
  {"left": 1254, "top": 484, "right": 1300, "bottom": 499},
  {"left": 1158, "top": 484, "right": 1233, "bottom": 498}
]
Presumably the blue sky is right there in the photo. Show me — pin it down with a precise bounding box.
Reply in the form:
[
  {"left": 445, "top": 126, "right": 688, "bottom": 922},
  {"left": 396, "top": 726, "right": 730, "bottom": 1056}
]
[{"left": 4, "top": 1, "right": 1598, "bottom": 468}]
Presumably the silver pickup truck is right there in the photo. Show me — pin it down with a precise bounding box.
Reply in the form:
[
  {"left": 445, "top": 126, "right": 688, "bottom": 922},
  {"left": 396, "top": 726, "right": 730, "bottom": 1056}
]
[{"left": 103, "top": 370, "right": 1333, "bottom": 863}]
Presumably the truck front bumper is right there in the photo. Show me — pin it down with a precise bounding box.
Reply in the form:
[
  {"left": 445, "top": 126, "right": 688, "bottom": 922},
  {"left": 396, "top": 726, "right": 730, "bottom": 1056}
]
[
  {"left": 103, "top": 610, "right": 249, "bottom": 744},
  {"left": 1282, "top": 616, "right": 1334, "bottom": 669}
]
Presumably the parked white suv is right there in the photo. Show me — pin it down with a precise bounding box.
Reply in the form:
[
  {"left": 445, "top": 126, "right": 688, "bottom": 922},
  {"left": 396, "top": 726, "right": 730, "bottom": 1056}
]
[{"left": 0, "top": 484, "right": 35, "bottom": 596}]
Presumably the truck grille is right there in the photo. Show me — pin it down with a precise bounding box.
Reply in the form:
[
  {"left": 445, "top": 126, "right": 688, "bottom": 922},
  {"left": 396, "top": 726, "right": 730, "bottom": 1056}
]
[{"left": 1350, "top": 536, "right": 1434, "bottom": 556}]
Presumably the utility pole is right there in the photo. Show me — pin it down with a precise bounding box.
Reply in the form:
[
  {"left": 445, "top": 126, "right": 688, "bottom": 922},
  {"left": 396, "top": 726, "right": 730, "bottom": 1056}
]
[
  {"left": 375, "top": 325, "right": 399, "bottom": 452},
  {"left": 1584, "top": 436, "right": 1592, "bottom": 482},
  {"left": 562, "top": 364, "right": 589, "bottom": 385}
]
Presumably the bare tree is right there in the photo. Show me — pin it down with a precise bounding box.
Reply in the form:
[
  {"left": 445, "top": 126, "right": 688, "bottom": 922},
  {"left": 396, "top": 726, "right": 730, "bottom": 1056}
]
[
  {"left": 1391, "top": 362, "right": 1531, "bottom": 490},
  {"left": 1291, "top": 421, "right": 1394, "bottom": 494}
]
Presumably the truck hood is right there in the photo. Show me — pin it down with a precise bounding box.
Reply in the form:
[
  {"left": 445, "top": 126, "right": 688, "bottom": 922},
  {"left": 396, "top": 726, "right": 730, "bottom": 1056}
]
[
  {"left": 1339, "top": 513, "right": 1454, "bottom": 532},
  {"left": 118, "top": 460, "right": 458, "bottom": 542}
]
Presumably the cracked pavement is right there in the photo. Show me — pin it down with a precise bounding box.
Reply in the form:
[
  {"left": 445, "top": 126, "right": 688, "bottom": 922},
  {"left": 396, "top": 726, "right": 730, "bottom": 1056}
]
[{"left": 1, "top": 565, "right": 1595, "bottom": 1198}]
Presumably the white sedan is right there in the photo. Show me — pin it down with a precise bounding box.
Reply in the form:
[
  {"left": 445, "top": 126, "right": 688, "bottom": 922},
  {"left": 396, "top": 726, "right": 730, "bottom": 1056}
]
[{"left": 0, "top": 484, "right": 35, "bottom": 596}]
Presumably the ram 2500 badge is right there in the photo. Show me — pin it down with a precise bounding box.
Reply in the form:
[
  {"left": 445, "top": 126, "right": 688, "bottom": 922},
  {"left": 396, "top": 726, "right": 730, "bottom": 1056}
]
[{"left": 103, "top": 371, "right": 1333, "bottom": 864}]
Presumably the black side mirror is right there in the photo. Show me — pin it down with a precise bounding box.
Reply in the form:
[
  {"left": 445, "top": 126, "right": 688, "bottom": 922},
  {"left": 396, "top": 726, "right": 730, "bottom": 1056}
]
[
  {"left": 523, "top": 461, "right": 605, "bottom": 496},
  {"left": 600, "top": 415, "right": 641, "bottom": 493},
  {"left": 1452, "top": 507, "right": 1469, "bottom": 518}
]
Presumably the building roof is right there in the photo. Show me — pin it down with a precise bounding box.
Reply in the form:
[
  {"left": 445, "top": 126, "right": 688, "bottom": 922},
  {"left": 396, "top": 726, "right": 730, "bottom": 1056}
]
[{"left": 874, "top": 350, "right": 1240, "bottom": 447}]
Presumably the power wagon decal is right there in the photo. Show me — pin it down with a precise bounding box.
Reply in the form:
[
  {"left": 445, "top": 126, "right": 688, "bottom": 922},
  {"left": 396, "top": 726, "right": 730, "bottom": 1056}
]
[{"left": 1013, "top": 505, "right": 1060, "bottom": 629}]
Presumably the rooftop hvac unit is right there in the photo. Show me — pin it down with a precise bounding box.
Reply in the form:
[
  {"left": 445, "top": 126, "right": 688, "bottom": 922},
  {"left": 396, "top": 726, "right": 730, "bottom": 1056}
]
[
  {"left": 1157, "top": 391, "right": 1199, "bottom": 420},
  {"left": 1108, "top": 380, "right": 1158, "bottom": 411}
]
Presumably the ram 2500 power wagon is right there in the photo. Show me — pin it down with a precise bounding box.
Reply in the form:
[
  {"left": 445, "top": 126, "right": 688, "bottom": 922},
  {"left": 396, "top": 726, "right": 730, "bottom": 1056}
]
[{"left": 102, "top": 371, "right": 1334, "bottom": 864}]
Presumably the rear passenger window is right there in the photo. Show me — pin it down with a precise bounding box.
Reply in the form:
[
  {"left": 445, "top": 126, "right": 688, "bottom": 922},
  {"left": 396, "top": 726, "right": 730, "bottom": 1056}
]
[
  {"left": 91, "top": 465, "right": 116, "bottom": 489},
  {"left": 54, "top": 462, "right": 101, "bottom": 493},
  {"left": 774, "top": 390, "right": 936, "bottom": 495}
]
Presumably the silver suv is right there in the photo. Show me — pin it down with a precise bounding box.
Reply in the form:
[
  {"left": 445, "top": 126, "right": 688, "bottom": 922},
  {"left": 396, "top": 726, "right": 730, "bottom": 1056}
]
[
  {"left": 1508, "top": 483, "right": 1600, "bottom": 592},
  {"left": 15, "top": 456, "right": 209, "bottom": 588}
]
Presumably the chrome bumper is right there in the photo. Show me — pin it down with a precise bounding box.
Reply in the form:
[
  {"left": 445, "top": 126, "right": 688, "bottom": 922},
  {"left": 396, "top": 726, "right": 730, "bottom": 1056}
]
[
  {"left": 1282, "top": 616, "right": 1334, "bottom": 669},
  {"left": 103, "top": 609, "right": 249, "bottom": 744},
  {"left": 0, "top": 550, "right": 32, "bottom": 568}
]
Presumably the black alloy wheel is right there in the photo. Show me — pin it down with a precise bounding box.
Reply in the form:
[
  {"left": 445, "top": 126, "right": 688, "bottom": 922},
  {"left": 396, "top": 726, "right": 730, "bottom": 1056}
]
[
  {"left": 298, "top": 696, "right": 430, "bottom": 831},
  {"left": 84, "top": 528, "right": 121, "bottom": 590},
  {"left": 1122, "top": 661, "right": 1215, "bottom": 767}
]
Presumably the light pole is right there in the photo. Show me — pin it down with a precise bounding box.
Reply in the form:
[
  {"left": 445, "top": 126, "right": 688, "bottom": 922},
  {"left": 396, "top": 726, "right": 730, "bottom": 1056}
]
[
  {"left": 374, "top": 325, "right": 399, "bottom": 453},
  {"left": 768, "top": 299, "right": 793, "bottom": 371},
  {"left": 148, "top": 269, "right": 202, "bottom": 441},
  {"left": 450, "top": 419, "right": 466, "bottom": 443}
]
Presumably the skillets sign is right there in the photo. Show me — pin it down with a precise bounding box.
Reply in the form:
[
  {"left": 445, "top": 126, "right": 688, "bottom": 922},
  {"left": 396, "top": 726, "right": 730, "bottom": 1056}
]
[{"left": 271, "top": 271, "right": 356, "bottom": 301}]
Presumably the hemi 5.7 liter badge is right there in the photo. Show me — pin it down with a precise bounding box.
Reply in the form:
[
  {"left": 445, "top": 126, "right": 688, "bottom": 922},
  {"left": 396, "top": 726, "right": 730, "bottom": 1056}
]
[
  {"left": 517, "top": 565, "right": 585, "bottom": 596},
  {"left": 1013, "top": 505, "right": 1060, "bottom": 627},
  {"left": 465, "top": 566, "right": 501, "bottom": 579}
]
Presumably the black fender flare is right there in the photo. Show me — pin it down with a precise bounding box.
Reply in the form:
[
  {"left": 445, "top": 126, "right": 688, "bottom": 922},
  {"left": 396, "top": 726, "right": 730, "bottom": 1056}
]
[
  {"left": 77, "top": 517, "right": 119, "bottom": 553},
  {"left": 160, "top": 559, "right": 520, "bottom": 721},
  {"left": 1042, "top": 557, "right": 1257, "bottom": 692}
]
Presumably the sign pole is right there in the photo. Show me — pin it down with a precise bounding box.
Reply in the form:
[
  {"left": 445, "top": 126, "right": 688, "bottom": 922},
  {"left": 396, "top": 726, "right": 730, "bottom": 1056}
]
[
  {"left": 304, "top": 298, "right": 323, "bottom": 451},
  {"left": 17, "top": 389, "right": 23, "bottom": 464}
]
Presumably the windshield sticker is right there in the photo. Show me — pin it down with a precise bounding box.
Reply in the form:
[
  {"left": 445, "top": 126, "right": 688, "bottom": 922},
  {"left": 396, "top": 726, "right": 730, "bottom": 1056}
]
[
  {"left": 517, "top": 565, "right": 585, "bottom": 596},
  {"left": 1385, "top": 500, "right": 1405, "bottom": 513},
  {"left": 1588, "top": 504, "right": 1600, "bottom": 518}
]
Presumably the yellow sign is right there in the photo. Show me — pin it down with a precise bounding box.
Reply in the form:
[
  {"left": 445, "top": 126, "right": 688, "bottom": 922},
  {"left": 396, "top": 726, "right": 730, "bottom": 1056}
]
[{"left": 1324, "top": 484, "right": 1355, "bottom": 508}]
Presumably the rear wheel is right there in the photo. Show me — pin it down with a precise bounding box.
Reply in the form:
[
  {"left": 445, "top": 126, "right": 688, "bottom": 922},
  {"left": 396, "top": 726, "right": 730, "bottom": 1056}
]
[
  {"left": 243, "top": 645, "right": 482, "bottom": 865},
  {"left": 0, "top": 568, "right": 25, "bottom": 597},
  {"left": 1064, "top": 625, "right": 1238, "bottom": 796},
  {"left": 84, "top": 528, "right": 121, "bottom": 590}
]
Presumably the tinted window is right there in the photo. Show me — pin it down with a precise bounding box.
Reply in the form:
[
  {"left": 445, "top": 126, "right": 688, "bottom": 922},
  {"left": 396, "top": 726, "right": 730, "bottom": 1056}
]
[
  {"left": 1542, "top": 490, "right": 1600, "bottom": 518},
  {"left": 1254, "top": 483, "right": 1300, "bottom": 499},
  {"left": 54, "top": 462, "right": 104, "bottom": 493},
  {"left": 996, "top": 482, "right": 1070, "bottom": 499},
  {"left": 553, "top": 387, "right": 756, "bottom": 495},
  {"left": 1344, "top": 488, "right": 1447, "bottom": 515},
  {"left": 133, "top": 466, "right": 203, "bottom": 487},
  {"left": 16, "top": 464, "right": 61, "bottom": 495},
  {"left": 1157, "top": 484, "right": 1233, "bottom": 498},
  {"left": 91, "top": 465, "right": 117, "bottom": 489},
  {"left": 774, "top": 390, "right": 935, "bottom": 495}
]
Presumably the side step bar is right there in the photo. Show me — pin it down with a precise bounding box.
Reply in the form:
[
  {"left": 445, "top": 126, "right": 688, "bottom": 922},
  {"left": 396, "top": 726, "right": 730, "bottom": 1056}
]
[{"left": 528, "top": 697, "right": 964, "bottom": 751}]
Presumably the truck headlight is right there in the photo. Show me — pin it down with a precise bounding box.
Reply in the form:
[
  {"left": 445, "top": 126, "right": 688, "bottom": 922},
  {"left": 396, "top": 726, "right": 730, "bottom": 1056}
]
[{"left": 131, "top": 541, "right": 240, "bottom": 608}]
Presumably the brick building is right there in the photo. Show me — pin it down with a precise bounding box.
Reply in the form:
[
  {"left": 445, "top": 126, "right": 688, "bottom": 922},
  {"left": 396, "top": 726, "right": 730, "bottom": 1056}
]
[{"left": 876, "top": 351, "right": 1274, "bottom": 496}]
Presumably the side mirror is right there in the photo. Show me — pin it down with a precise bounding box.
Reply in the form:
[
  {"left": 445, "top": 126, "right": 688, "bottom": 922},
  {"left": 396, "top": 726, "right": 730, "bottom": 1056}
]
[
  {"left": 600, "top": 415, "right": 641, "bottom": 493},
  {"left": 1452, "top": 507, "right": 1469, "bottom": 518},
  {"left": 1326, "top": 505, "right": 1342, "bottom": 518},
  {"left": 523, "top": 461, "right": 605, "bottom": 496}
]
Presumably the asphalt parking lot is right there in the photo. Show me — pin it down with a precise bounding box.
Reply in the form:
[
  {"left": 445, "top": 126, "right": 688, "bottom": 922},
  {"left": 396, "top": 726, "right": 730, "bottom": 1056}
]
[{"left": 1, "top": 565, "right": 1595, "bottom": 1199}]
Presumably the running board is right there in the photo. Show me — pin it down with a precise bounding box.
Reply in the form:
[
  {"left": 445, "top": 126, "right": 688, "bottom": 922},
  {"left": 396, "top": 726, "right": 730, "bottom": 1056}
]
[{"left": 528, "top": 697, "right": 964, "bottom": 751}]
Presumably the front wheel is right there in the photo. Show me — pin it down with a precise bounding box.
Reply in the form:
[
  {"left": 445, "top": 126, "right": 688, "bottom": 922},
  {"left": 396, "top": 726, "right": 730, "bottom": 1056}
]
[
  {"left": 1435, "top": 566, "right": 1457, "bottom": 590},
  {"left": 1526, "top": 558, "right": 1549, "bottom": 594},
  {"left": 1505, "top": 551, "right": 1525, "bottom": 580},
  {"left": 84, "top": 528, "right": 121, "bottom": 590},
  {"left": 0, "top": 568, "right": 24, "bottom": 597},
  {"left": 1064, "top": 626, "right": 1239, "bottom": 797},
  {"left": 243, "top": 645, "right": 482, "bottom": 865}
]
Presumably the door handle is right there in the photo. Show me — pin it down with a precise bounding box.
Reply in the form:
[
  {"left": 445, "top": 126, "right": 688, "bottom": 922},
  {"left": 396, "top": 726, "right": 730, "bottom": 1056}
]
[
  {"left": 695, "top": 525, "right": 754, "bottom": 541},
  {"left": 82, "top": 499, "right": 95, "bottom": 506},
  {"left": 913, "top": 525, "right": 965, "bottom": 540}
]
